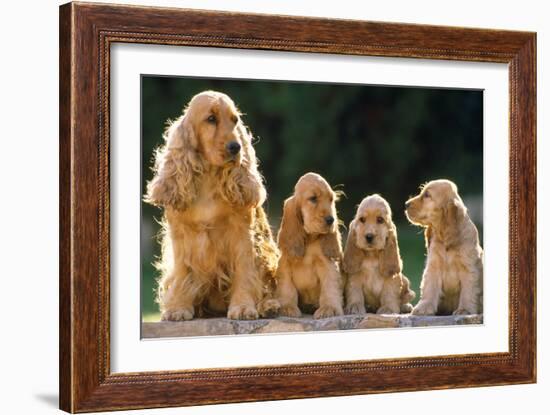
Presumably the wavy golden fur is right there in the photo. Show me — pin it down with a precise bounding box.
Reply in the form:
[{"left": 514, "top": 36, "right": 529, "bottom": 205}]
[
  {"left": 343, "top": 194, "right": 415, "bottom": 314},
  {"left": 145, "top": 90, "right": 279, "bottom": 320},
  {"left": 405, "top": 179, "right": 483, "bottom": 315},
  {"left": 275, "top": 173, "right": 344, "bottom": 319}
]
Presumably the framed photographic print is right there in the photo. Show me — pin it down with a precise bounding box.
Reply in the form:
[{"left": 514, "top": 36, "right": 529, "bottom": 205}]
[{"left": 59, "top": 2, "right": 536, "bottom": 412}]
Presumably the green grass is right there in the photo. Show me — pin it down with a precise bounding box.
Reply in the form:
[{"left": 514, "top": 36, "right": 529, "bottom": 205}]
[{"left": 140, "top": 223, "right": 427, "bottom": 321}]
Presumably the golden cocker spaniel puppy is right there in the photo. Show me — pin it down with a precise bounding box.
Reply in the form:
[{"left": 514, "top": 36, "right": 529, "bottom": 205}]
[
  {"left": 343, "top": 195, "right": 415, "bottom": 314},
  {"left": 275, "top": 173, "right": 344, "bottom": 319},
  {"left": 145, "top": 90, "right": 280, "bottom": 321},
  {"left": 405, "top": 179, "right": 483, "bottom": 315}
]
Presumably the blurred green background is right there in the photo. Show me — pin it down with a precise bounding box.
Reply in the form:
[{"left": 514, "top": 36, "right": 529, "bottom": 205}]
[{"left": 141, "top": 76, "right": 483, "bottom": 322}]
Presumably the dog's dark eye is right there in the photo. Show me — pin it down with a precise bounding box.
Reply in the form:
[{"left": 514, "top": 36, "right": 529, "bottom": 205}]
[
  {"left": 231, "top": 115, "right": 238, "bottom": 124},
  {"left": 423, "top": 191, "right": 430, "bottom": 199},
  {"left": 359, "top": 217, "right": 365, "bottom": 223},
  {"left": 376, "top": 216, "right": 385, "bottom": 224},
  {"left": 308, "top": 196, "right": 317, "bottom": 203},
  {"left": 206, "top": 114, "right": 217, "bottom": 124}
]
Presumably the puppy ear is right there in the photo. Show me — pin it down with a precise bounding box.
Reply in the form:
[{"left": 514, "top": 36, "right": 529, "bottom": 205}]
[
  {"left": 144, "top": 115, "right": 203, "bottom": 210},
  {"left": 379, "top": 223, "right": 403, "bottom": 278},
  {"left": 343, "top": 220, "right": 364, "bottom": 274},
  {"left": 441, "top": 198, "right": 466, "bottom": 248},
  {"left": 320, "top": 227, "right": 342, "bottom": 260},
  {"left": 277, "top": 196, "right": 305, "bottom": 258}
]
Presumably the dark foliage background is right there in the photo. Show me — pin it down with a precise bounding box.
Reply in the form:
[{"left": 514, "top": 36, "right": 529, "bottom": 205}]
[{"left": 141, "top": 76, "right": 483, "bottom": 320}]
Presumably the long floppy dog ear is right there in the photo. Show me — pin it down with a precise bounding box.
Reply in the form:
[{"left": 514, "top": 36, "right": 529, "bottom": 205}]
[
  {"left": 144, "top": 114, "right": 203, "bottom": 210},
  {"left": 320, "top": 227, "right": 343, "bottom": 261},
  {"left": 277, "top": 196, "right": 305, "bottom": 258},
  {"left": 342, "top": 220, "right": 364, "bottom": 274},
  {"left": 379, "top": 223, "right": 403, "bottom": 278},
  {"left": 424, "top": 226, "right": 433, "bottom": 249},
  {"left": 441, "top": 197, "right": 466, "bottom": 248},
  {"left": 236, "top": 123, "right": 256, "bottom": 170},
  {"left": 238, "top": 122, "right": 266, "bottom": 206},
  {"left": 219, "top": 122, "right": 266, "bottom": 208}
]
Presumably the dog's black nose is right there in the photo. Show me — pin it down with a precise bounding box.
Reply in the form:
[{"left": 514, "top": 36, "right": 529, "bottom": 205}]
[
  {"left": 325, "top": 216, "right": 335, "bottom": 226},
  {"left": 366, "top": 233, "right": 374, "bottom": 243},
  {"left": 226, "top": 141, "right": 241, "bottom": 155},
  {"left": 405, "top": 201, "right": 411, "bottom": 209}
]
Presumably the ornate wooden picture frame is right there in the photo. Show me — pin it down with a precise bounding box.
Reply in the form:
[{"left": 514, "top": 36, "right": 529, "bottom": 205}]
[{"left": 59, "top": 2, "right": 536, "bottom": 412}]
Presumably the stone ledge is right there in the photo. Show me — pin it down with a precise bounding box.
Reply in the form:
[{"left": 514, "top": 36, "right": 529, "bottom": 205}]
[{"left": 141, "top": 314, "right": 483, "bottom": 338}]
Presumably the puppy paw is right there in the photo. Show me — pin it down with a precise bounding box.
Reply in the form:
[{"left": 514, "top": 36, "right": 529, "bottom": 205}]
[
  {"left": 161, "top": 309, "right": 194, "bottom": 321},
  {"left": 258, "top": 299, "right": 280, "bottom": 318},
  {"left": 279, "top": 305, "right": 302, "bottom": 318},
  {"left": 376, "top": 306, "right": 399, "bottom": 315},
  {"left": 227, "top": 304, "right": 259, "bottom": 320},
  {"left": 411, "top": 302, "right": 436, "bottom": 316},
  {"left": 345, "top": 303, "right": 366, "bottom": 315},
  {"left": 400, "top": 303, "right": 414, "bottom": 314},
  {"left": 453, "top": 308, "right": 474, "bottom": 316},
  {"left": 314, "top": 305, "right": 343, "bottom": 319}
]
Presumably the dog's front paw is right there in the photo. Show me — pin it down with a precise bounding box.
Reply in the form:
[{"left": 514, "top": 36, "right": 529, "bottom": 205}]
[
  {"left": 227, "top": 304, "right": 259, "bottom": 320},
  {"left": 258, "top": 298, "right": 280, "bottom": 318},
  {"left": 314, "top": 305, "right": 343, "bottom": 319},
  {"left": 345, "top": 303, "right": 366, "bottom": 315},
  {"left": 411, "top": 302, "right": 436, "bottom": 316},
  {"left": 453, "top": 308, "right": 474, "bottom": 316},
  {"left": 400, "top": 303, "right": 414, "bottom": 314},
  {"left": 161, "top": 309, "right": 194, "bottom": 321},
  {"left": 376, "top": 306, "right": 399, "bottom": 315},
  {"left": 278, "top": 305, "right": 302, "bottom": 318}
]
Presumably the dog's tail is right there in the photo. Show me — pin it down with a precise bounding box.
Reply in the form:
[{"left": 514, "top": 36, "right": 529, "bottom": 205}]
[
  {"left": 253, "top": 206, "right": 281, "bottom": 317},
  {"left": 153, "top": 218, "right": 174, "bottom": 308}
]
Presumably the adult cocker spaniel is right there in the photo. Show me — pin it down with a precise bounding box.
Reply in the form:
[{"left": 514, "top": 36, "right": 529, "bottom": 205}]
[
  {"left": 145, "top": 90, "right": 280, "bottom": 321},
  {"left": 275, "top": 173, "right": 344, "bottom": 319},
  {"left": 343, "top": 195, "right": 415, "bottom": 314},
  {"left": 405, "top": 179, "right": 483, "bottom": 315}
]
